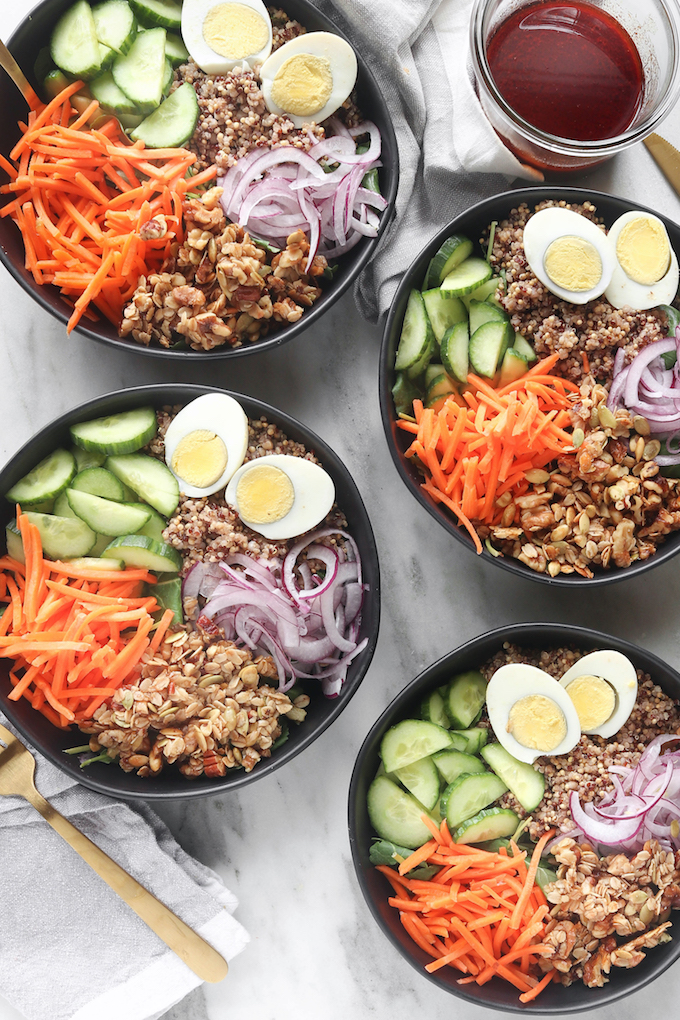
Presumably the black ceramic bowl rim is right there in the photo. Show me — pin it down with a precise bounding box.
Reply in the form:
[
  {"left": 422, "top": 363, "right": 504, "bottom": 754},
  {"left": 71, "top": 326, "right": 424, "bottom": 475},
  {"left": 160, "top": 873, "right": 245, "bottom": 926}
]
[
  {"left": 0, "top": 0, "right": 398, "bottom": 361},
  {"left": 348, "top": 621, "right": 680, "bottom": 1013},
  {"left": 379, "top": 185, "right": 680, "bottom": 588},
  {"left": 0, "top": 383, "right": 381, "bottom": 801}
]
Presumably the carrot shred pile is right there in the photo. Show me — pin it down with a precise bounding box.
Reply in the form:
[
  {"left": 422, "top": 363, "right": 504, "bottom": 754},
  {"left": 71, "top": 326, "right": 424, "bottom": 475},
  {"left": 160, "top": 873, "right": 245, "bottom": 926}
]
[
  {"left": 378, "top": 820, "right": 556, "bottom": 1003},
  {"left": 0, "top": 80, "right": 217, "bottom": 333},
  {"left": 396, "top": 354, "right": 580, "bottom": 553},
  {"left": 0, "top": 509, "right": 174, "bottom": 727}
]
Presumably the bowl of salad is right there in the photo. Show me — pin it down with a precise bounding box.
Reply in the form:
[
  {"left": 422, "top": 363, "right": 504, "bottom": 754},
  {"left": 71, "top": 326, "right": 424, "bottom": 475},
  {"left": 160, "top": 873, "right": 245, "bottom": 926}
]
[
  {"left": 349, "top": 621, "right": 680, "bottom": 1012},
  {"left": 0, "top": 383, "right": 380, "bottom": 799},
  {"left": 380, "top": 187, "right": 680, "bottom": 586},
  {"left": 0, "top": 0, "right": 397, "bottom": 359}
]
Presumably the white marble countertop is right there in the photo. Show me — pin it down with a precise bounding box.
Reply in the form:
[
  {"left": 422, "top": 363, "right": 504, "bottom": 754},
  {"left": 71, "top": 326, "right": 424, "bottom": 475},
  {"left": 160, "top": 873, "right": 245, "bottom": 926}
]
[{"left": 5, "top": 7, "right": 680, "bottom": 1020}]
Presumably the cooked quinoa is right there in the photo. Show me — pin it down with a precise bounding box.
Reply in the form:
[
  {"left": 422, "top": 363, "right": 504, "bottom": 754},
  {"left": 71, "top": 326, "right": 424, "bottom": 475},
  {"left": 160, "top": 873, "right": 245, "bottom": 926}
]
[{"left": 480, "top": 644, "right": 680, "bottom": 841}]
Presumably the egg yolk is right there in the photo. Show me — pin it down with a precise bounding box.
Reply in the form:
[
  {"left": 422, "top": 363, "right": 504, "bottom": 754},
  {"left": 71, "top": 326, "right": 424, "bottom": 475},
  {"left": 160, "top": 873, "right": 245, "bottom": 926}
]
[
  {"left": 236, "top": 464, "right": 295, "bottom": 523},
  {"left": 544, "top": 236, "right": 602, "bottom": 292},
  {"left": 565, "top": 674, "right": 616, "bottom": 731},
  {"left": 203, "top": 3, "right": 269, "bottom": 60},
  {"left": 507, "top": 695, "right": 567, "bottom": 752},
  {"left": 270, "top": 53, "right": 333, "bottom": 117},
  {"left": 616, "top": 216, "right": 670, "bottom": 285},
  {"left": 171, "top": 430, "right": 228, "bottom": 488}
]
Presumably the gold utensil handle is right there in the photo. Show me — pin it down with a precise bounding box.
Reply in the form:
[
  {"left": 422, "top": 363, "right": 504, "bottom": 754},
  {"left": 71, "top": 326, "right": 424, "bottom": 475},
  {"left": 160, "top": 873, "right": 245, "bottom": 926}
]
[
  {"left": 25, "top": 785, "right": 228, "bottom": 983},
  {"left": 0, "top": 38, "right": 41, "bottom": 110}
]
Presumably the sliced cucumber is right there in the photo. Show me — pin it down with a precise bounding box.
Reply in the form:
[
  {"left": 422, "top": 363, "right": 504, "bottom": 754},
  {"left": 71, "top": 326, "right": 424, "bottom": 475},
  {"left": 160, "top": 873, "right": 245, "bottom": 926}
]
[
  {"left": 24, "top": 512, "right": 96, "bottom": 560},
  {"left": 444, "top": 772, "right": 508, "bottom": 830},
  {"left": 71, "top": 467, "right": 126, "bottom": 502},
  {"left": 68, "top": 556, "right": 124, "bottom": 570},
  {"left": 425, "top": 372, "right": 457, "bottom": 409},
  {"left": 420, "top": 690, "right": 450, "bottom": 729},
  {"left": 5, "top": 449, "right": 76, "bottom": 506},
  {"left": 391, "top": 372, "right": 419, "bottom": 417},
  {"left": 43, "top": 69, "right": 71, "bottom": 101},
  {"left": 454, "top": 807, "right": 520, "bottom": 845},
  {"left": 105, "top": 453, "right": 180, "bottom": 517},
  {"left": 5, "top": 521, "right": 24, "bottom": 564},
  {"left": 440, "top": 321, "right": 469, "bottom": 384},
  {"left": 112, "top": 26, "right": 167, "bottom": 113},
  {"left": 51, "top": 0, "right": 102, "bottom": 80},
  {"left": 394, "top": 755, "right": 441, "bottom": 812},
  {"left": 130, "top": 0, "right": 182, "bottom": 28},
  {"left": 98, "top": 43, "right": 116, "bottom": 71},
  {"left": 151, "top": 576, "right": 183, "bottom": 624},
  {"left": 381, "top": 719, "right": 454, "bottom": 774},
  {"left": 513, "top": 333, "right": 537, "bottom": 364},
  {"left": 499, "top": 348, "right": 528, "bottom": 388},
  {"left": 432, "top": 749, "right": 486, "bottom": 786},
  {"left": 421, "top": 289, "right": 467, "bottom": 343},
  {"left": 71, "top": 407, "right": 157, "bottom": 455},
  {"left": 367, "top": 774, "right": 435, "bottom": 849},
  {"left": 72, "top": 447, "right": 106, "bottom": 473},
  {"left": 468, "top": 298, "right": 508, "bottom": 336},
  {"left": 464, "top": 275, "right": 502, "bottom": 307},
  {"left": 66, "top": 489, "right": 152, "bottom": 536},
  {"left": 469, "top": 320, "right": 512, "bottom": 378},
  {"left": 90, "top": 533, "right": 115, "bottom": 557},
  {"left": 406, "top": 333, "right": 436, "bottom": 381},
  {"left": 423, "top": 235, "right": 474, "bottom": 289},
  {"left": 481, "top": 742, "right": 546, "bottom": 812},
  {"left": 444, "top": 670, "right": 487, "bottom": 729},
  {"left": 395, "top": 289, "right": 435, "bottom": 372},
  {"left": 103, "top": 534, "right": 182, "bottom": 572},
  {"left": 453, "top": 727, "right": 489, "bottom": 756},
  {"left": 131, "top": 504, "right": 167, "bottom": 542},
  {"left": 425, "top": 363, "right": 446, "bottom": 388},
  {"left": 90, "top": 71, "right": 139, "bottom": 115},
  {"left": 93, "top": 0, "right": 138, "bottom": 54},
  {"left": 441, "top": 258, "right": 492, "bottom": 297},
  {"left": 131, "top": 82, "right": 200, "bottom": 149},
  {"left": 54, "top": 491, "right": 77, "bottom": 518},
  {"left": 165, "top": 32, "right": 189, "bottom": 66}
]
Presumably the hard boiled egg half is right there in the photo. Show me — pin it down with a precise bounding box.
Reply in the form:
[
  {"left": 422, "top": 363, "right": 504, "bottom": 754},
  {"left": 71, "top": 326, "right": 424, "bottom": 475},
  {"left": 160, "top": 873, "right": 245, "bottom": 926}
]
[
  {"left": 486, "top": 662, "right": 581, "bottom": 763},
  {"left": 181, "top": 0, "right": 272, "bottom": 74},
  {"left": 259, "top": 32, "right": 358, "bottom": 127},
  {"left": 164, "top": 393, "right": 249, "bottom": 497},
  {"left": 225, "top": 454, "right": 335, "bottom": 539},
  {"left": 559, "top": 649, "right": 637, "bottom": 739},
  {"left": 604, "top": 211, "right": 679, "bottom": 310},
  {"left": 523, "top": 207, "right": 615, "bottom": 305}
]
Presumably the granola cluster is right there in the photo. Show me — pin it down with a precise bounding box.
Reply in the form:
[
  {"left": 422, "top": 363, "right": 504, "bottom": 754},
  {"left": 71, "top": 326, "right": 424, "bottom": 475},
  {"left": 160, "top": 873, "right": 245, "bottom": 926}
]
[
  {"left": 120, "top": 188, "right": 327, "bottom": 350},
  {"left": 541, "top": 839, "right": 680, "bottom": 987}
]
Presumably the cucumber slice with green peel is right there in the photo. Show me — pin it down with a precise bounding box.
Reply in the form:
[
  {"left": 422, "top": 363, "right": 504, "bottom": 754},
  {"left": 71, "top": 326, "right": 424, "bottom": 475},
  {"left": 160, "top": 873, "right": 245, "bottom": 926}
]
[
  {"left": 5, "top": 449, "right": 76, "bottom": 506},
  {"left": 130, "top": 82, "right": 200, "bottom": 149},
  {"left": 453, "top": 727, "right": 489, "bottom": 756},
  {"left": 463, "top": 275, "right": 502, "bottom": 307},
  {"left": 70, "top": 407, "right": 157, "bottom": 455},
  {"left": 367, "top": 775, "right": 435, "bottom": 849},
  {"left": 54, "top": 491, "right": 77, "bottom": 518},
  {"left": 103, "top": 535, "right": 182, "bottom": 572},
  {"left": 420, "top": 689, "right": 450, "bottom": 728},
  {"left": 469, "top": 320, "right": 513, "bottom": 378},
  {"left": 112, "top": 27, "right": 167, "bottom": 113},
  {"left": 440, "top": 321, "right": 469, "bottom": 384},
  {"left": 51, "top": 0, "right": 102, "bottom": 80},
  {"left": 90, "top": 533, "right": 116, "bottom": 557},
  {"left": 447, "top": 731, "right": 471, "bottom": 752},
  {"left": 425, "top": 363, "right": 445, "bottom": 388},
  {"left": 395, "top": 289, "right": 435, "bottom": 371},
  {"left": 130, "top": 504, "right": 167, "bottom": 542},
  {"left": 454, "top": 807, "right": 520, "bottom": 845},
  {"left": 394, "top": 755, "right": 441, "bottom": 812},
  {"left": 71, "top": 447, "right": 106, "bottom": 473},
  {"left": 71, "top": 467, "right": 126, "bottom": 502},
  {"left": 43, "top": 69, "right": 71, "bottom": 101},
  {"left": 468, "top": 298, "right": 508, "bottom": 336},
  {"left": 165, "top": 32, "right": 189, "bottom": 66},
  {"left": 90, "top": 71, "right": 139, "bottom": 115},
  {"left": 425, "top": 372, "right": 457, "bottom": 408},
  {"left": 98, "top": 43, "right": 116, "bottom": 71},
  {"left": 499, "top": 348, "right": 528, "bottom": 388},
  {"left": 150, "top": 576, "right": 183, "bottom": 624},
  {"left": 423, "top": 235, "right": 474, "bottom": 289},
  {"left": 406, "top": 333, "right": 436, "bottom": 381},
  {"left": 5, "top": 522, "right": 24, "bottom": 564},
  {"left": 391, "top": 372, "right": 420, "bottom": 417},
  {"left": 433, "top": 749, "right": 486, "bottom": 786},
  {"left": 380, "top": 719, "right": 454, "bottom": 774},
  {"left": 513, "top": 333, "right": 537, "bottom": 364},
  {"left": 444, "top": 772, "right": 508, "bottom": 830},
  {"left": 105, "top": 453, "right": 179, "bottom": 517},
  {"left": 481, "top": 742, "right": 546, "bottom": 812},
  {"left": 421, "top": 289, "right": 467, "bottom": 343},
  {"left": 24, "top": 512, "right": 96, "bottom": 560},
  {"left": 93, "top": 0, "right": 138, "bottom": 54},
  {"left": 130, "top": 0, "right": 182, "bottom": 28},
  {"left": 25, "top": 500, "right": 54, "bottom": 514},
  {"left": 66, "top": 489, "right": 152, "bottom": 536},
  {"left": 68, "top": 557, "right": 124, "bottom": 570},
  {"left": 440, "top": 258, "right": 492, "bottom": 297},
  {"left": 444, "top": 670, "right": 487, "bottom": 729}
]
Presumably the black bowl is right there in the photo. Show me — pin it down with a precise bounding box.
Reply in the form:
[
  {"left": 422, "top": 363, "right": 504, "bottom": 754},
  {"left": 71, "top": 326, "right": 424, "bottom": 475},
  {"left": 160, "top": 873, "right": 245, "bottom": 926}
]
[
  {"left": 380, "top": 186, "right": 680, "bottom": 587},
  {"left": 348, "top": 621, "right": 680, "bottom": 1013},
  {"left": 0, "top": 384, "right": 380, "bottom": 800},
  {"left": 0, "top": 0, "right": 398, "bottom": 360}
]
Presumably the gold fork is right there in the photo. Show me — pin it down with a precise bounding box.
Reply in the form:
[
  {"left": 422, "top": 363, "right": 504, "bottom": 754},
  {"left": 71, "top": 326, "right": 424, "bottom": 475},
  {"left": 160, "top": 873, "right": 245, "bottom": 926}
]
[{"left": 0, "top": 722, "right": 228, "bottom": 983}]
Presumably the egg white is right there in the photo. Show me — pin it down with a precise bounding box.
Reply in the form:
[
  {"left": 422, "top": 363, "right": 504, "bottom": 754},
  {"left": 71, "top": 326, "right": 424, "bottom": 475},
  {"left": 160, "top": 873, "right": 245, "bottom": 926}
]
[
  {"left": 604, "top": 211, "right": 680, "bottom": 310},
  {"left": 486, "top": 662, "right": 582, "bottom": 764},
  {"left": 225, "top": 453, "right": 335, "bottom": 539},
  {"left": 559, "top": 649, "right": 638, "bottom": 739},
  {"left": 259, "top": 31, "right": 358, "bottom": 128},
  {"left": 163, "top": 393, "right": 249, "bottom": 497},
  {"left": 181, "top": 0, "right": 272, "bottom": 74},
  {"left": 523, "top": 207, "right": 615, "bottom": 305}
]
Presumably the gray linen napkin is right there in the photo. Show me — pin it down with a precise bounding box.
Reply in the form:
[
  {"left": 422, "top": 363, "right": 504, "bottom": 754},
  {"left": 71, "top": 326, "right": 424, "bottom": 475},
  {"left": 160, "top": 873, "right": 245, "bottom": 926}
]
[
  {"left": 0, "top": 718, "right": 249, "bottom": 1020},
  {"left": 316, "top": 0, "right": 540, "bottom": 321}
]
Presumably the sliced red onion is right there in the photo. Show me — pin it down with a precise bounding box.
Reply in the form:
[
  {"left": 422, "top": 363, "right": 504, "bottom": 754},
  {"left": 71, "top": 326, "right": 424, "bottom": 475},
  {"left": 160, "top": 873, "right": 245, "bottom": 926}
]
[
  {"left": 570, "top": 791, "right": 642, "bottom": 844},
  {"left": 182, "top": 561, "right": 204, "bottom": 600}
]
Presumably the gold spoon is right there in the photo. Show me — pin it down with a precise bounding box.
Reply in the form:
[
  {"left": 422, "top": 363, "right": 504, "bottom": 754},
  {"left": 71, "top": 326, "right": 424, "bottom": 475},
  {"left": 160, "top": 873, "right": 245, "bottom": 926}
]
[
  {"left": 0, "top": 37, "right": 41, "bottom": 110},
  {"left": 0, "top": 722, "right": 228, "bottom": 983}
]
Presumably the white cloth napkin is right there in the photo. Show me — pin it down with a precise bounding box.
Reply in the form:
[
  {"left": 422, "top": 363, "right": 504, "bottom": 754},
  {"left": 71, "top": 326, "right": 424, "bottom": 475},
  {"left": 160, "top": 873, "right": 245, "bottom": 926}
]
[
  {"left": 316, "top": 0, "right": 543, "bottom": 321},
  {"left": 0, "top": 718, "right": 249, "bottom": 1020}
]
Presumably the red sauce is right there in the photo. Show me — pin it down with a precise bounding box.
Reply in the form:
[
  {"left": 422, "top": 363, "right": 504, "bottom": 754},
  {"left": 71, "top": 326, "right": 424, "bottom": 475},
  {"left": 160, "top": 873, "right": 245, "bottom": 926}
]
[{"left": 486, "top": 1, "right": 644, "bottom": 141}]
